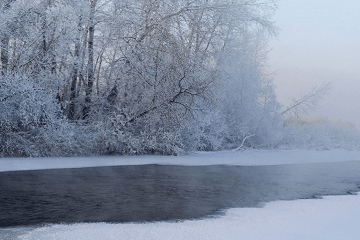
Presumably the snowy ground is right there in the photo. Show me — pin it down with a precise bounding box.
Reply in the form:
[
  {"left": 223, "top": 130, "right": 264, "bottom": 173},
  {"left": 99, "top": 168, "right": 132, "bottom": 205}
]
[
  {"left": 1, "top": 149, "right": 360, "bottom": 172},
  {"left": 1, "top": 149, "right": 360, "bottom": 240},
  {"left": 14, "top": 193, "right": 360, "bottom": 240}
]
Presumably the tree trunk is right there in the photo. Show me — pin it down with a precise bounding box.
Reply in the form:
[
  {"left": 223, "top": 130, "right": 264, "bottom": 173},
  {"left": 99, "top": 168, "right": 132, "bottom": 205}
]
[
  {"left": 1, "top": 36, "right": 9, "bottom": 75},
  {"left": 0, "top": 0, "right": 14, "bottom": 75},
  {"left": 83, "top": 0, "right": 97, "bottom": 119},
  {"left": 68, "top": 16, "right": 83, "bottom": 120}
]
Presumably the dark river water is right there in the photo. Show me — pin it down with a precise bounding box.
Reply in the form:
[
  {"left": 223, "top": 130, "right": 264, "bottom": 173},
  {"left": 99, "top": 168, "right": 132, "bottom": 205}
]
[{"left": 1, "top": 162, "right": 360, "bottom": 228}]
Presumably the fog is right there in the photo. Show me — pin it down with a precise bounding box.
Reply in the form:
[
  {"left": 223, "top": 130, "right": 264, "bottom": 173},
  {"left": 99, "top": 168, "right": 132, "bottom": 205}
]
[{"left": 270, "top": 0, "right": 360, "bottom": 128}]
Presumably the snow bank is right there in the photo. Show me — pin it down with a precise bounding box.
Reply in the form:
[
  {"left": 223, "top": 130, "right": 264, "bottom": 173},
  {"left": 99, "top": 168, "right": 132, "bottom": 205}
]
[
  {"left": 1, "top": 149, "right": 360, "bottom": 172},
  {"left": 18, "top": 193, "right": 360, "bottom": 240}
]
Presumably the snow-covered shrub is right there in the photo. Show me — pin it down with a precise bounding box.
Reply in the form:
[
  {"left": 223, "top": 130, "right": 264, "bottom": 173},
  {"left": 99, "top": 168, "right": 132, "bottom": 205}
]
[
  {"left": 281, "top": 117, "right": 360, "bottom": 150},
  {"left": 0, "top": 74, "right": 82, "bottom": 157},
  {"left": 181, "top": 111, "right": 226, "bottom": 152},
  {"left": 87, "top": 104, "right": 185, "bottom": 156}
]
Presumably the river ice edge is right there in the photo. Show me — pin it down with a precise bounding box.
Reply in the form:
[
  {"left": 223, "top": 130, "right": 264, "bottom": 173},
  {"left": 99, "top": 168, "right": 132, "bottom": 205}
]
[{"left": 2, "top": 149, "right": 360, "bottom": 172}]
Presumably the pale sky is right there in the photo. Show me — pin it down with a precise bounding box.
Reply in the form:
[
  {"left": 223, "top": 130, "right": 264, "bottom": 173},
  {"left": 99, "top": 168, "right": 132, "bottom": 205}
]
[{"left": 269, "top": 0, "right": 360, "bottom": 128}]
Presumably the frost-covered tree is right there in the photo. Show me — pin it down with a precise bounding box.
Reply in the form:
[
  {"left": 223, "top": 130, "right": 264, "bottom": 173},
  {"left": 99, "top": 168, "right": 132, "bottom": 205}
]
[
  {"left": 3, "top": 0, "right": 323, "bottom": 157},
  {"left": 182, "top": 27, "right": 282, "bottom": 151},
  {"left": 0, "top": 74, "right": 72, "bottom": 157}
]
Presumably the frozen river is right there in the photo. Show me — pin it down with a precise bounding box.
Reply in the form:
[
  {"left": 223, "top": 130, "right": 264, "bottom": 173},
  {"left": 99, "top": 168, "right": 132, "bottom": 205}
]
[{"left": 1, "top": 161, "right": 360, "bottom": 228}]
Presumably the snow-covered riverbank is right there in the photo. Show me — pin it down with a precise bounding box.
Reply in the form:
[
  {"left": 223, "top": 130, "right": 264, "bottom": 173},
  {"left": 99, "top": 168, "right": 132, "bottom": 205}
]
[
  {"left": 1, "top": 149, "right": 360, "bottom": 172},
  {"left": 11, "top": 193, "right": 359, "bottom": 240}
]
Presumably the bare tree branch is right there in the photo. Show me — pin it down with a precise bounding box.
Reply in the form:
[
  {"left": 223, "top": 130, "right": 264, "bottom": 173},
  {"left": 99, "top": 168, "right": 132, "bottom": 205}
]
[{"left": 281, "top": 82, "right": 331, "bottom": 117}]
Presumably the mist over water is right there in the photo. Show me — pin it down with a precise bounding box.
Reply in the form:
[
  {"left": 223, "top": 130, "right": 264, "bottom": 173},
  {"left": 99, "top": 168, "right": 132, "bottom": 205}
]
[{"left": 1, "top": 162, "right": 360, "bottom": 228}]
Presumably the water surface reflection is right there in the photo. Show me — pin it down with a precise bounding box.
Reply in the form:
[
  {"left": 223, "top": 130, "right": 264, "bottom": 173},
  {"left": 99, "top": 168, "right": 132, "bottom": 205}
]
[{"left": 1, "top": 162, "right": 360, "bottom": 227}]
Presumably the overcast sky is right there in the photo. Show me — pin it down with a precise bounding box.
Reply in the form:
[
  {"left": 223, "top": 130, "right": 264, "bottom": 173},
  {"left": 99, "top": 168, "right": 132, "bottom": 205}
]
[{"left": 269, "top": 0, "right": 360, "bottom": 128}]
